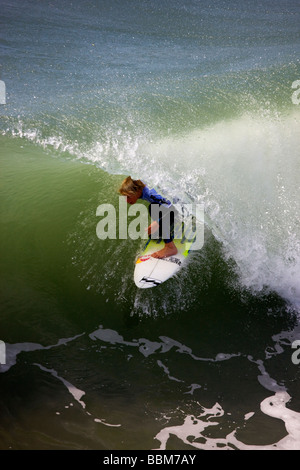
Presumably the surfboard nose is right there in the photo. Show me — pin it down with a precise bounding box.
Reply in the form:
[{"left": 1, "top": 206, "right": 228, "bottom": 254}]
[
  {"left": 134, "top": 251, "right": 183, "bottom": 288},
  {"left": 135, "top": 276, "right": 163, "bottom": 288}
]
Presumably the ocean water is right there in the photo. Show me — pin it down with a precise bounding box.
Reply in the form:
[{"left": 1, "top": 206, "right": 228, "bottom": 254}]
[{"left": 1, "top": 0, "right": 300, "bottom": 450}]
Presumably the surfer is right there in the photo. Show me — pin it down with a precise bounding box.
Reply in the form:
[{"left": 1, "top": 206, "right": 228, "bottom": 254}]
[{"left": 119, "top": 176, "right": 178, "bottom": 259}]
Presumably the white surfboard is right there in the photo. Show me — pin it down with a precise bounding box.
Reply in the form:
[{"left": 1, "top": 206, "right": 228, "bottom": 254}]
[
  {"left": 134, "top": 203, "right": 204, "bottom": 288},
  {"left": 134, "top": 240, "right": 185, "bottom": 288},
  {"left": 134, "top": 219, "right": 197, "bottom": 289}
]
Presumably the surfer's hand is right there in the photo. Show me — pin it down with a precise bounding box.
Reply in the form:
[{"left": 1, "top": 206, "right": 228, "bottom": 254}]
[{"left": 146, "top": 221, "right": 159, "bottom": 236}]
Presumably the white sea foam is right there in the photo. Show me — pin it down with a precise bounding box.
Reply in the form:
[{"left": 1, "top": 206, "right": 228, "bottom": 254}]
[
  {"left": 34, "top": 363, "right": 86, "bottom": 409},
  {"left": 89, "top": 325, "right": 241, "bottom": 364},
  {"left": 0, "top": 335, "right": 123, "bottom": 427},
  {"left": 154, "top": 392, "right": 300, "bottom": 450},
  {"left": 0, "top": 335, "right": 83, "bottom": 374},
  {"left": 90, "top": 325, "right": 300, "bottom": 450},
  {"left": 1, "top": 325, "right": 299, "bottom": 448}
]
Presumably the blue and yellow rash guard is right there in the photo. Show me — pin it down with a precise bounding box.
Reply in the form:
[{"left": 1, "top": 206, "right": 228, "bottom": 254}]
[{"left": 140, "top": 186, "right": 172, "bottom": 207}]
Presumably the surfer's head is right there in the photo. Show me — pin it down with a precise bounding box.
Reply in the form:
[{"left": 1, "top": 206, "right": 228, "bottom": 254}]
[{"left": 119, "top": 176, "right": 145, "bottom": 204}]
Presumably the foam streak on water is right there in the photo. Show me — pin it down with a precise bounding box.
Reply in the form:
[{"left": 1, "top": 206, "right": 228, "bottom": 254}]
[
  {"left": 154, "top": 392, "right": 300, "bottom": 450},
  {"left": 1, "top": 325, "right": 300, "bottom": 449}
]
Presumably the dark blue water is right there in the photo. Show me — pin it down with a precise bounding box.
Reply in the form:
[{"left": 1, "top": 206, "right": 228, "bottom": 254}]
[{"left": 1, "top": 0, "right": 300, "bottom": 450}]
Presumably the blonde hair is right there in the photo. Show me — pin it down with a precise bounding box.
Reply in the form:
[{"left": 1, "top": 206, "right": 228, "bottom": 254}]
[{"left": 119, "top": 176, "right": 145, "bottom": 197}]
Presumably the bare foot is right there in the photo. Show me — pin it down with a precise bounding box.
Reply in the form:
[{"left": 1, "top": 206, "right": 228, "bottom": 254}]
[{"left": 151, "top": 242, "right": 178, "bottom": 259}]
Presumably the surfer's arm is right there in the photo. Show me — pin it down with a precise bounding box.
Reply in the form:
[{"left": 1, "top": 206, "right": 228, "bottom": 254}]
[{"left": 146, "top": 220, "right": 159, "bottom": 236}]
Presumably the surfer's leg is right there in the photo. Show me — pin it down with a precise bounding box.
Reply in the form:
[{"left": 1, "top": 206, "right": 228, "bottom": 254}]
[{"left": 150, "top": 206, "right": 177, "bottom": 258}]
